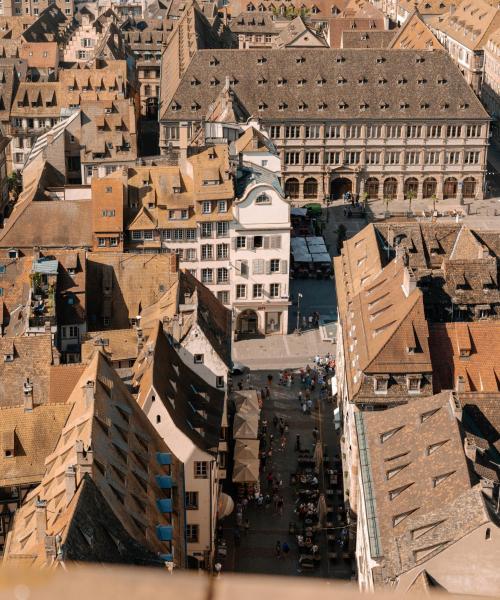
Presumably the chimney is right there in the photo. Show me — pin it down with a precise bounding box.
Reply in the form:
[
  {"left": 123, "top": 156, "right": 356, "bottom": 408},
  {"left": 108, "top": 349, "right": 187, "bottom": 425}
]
[
  {"left": 136, "top": 326, "right": 144, "bottom": 352},
  {"left": 23, "top": 377, "right": 33, "bottom": 412},
  {"left": 179, "top": 121, "right": 189, "bottom": 162},
  {"left": 84, "top": 380, "right": 94, "bottom": 407},
  {"left": 35, "top": 498, "right": 47, "bottom": 544},
  {"left": 402, "top": 266, "right": 417, "bottom": 297},
  {"left": 65, "top": 465, "right": 77, "bottom": 505},
  {"left": 464, "top": 437, "right": 477, "bottom": 462},
  {"left": 449, "top": 391, "right": 462, "bottom": 420},
  {"left": 75, "top": 440, "right": 93, "bottom": 483},
  {"left": 456, "top": 374, "right": 465, "bottom": 393}
]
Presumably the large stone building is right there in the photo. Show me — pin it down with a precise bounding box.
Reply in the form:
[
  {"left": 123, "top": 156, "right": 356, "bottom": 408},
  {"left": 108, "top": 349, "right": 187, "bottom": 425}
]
[{"left": 160, "top": 48, "right": 489, "bottom": 204}]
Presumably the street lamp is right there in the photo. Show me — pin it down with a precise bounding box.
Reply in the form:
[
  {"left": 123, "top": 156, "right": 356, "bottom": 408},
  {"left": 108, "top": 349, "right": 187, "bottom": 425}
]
[{"left": 296, "top": 292, "right": 303, "bottom": 333}]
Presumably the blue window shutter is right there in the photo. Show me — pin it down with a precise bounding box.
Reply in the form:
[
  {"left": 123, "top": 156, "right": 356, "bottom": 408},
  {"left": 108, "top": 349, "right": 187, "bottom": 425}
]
[
  {"left": 160, "top": 553, "right": 174, "bottom": 562},
  {"left": 157, "top": 498, "right": 173, "bottom": 513},
  {"left": 156, "top": 452, "right": 172, "bottom": 465},
  {"left": 156, "top": 475, "right": 173, "bottom": 489},
  {"left": 156, "top": 525, "right": 173, "bottom": 541}
]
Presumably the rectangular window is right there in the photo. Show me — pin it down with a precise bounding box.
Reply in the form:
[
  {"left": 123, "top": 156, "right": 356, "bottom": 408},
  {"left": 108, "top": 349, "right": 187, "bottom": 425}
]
[
  {"left": 200, "top": 223, "right": 212, "bottom": 238},
  {"left": 406, "top": 125, "right": 421, "bottom": 138},
  {"left": 270, "top": 125, "right": 281, "bottom": 139},
  {"left": 285, "top": 125, "right": 300, "bottom": 138},
  {"left": 217, "top": 267, "right": 228, "bottom": 284},
  {"left": 201, "top": 268, "right": 213, "bottom": 283},
  {"left": 270, "top": 258, "right": 280, "bottom": 273},
  {"left": 345, "top": 152, "right": 360, "bottom": 165},
  {"left": 466, "top": 124, "right": 481, "bottom": 137},
  {"left": 425, "top": 151, "right": 440, "bottom": 165},
  {"left": 326, "top": 151, "right": 341, "bottom": 165},
  {"left": 186, "top": 229, "right": 196, "bottom": 241},
  {"left": 465, "top": 151, "right": 480, "bottom": 164},
  {"left": 325, "top": 125, "right": 340, "bottom": 138},
  {"left": 346, "top": 125, "right": 361, "bottom": 139},
  {"left": 185, "top": 492, "right": 199, "bottom": 510},
  {"left": 447, "top": 125, "right": 462, "bottom": 138},
  {"left": 253, "top": 259, "right": 264, "bottom": 274},
  {"left": 132, "top": 231, "right": 143, "bottom": 240},
  {"left": 216, "top": 376, "right": 224, "bottom": 388},
  {"left": 385, "top": 151, "right": 400, "bottom": 165},
  {"left": 181, "top": 209, "right": 189, "bottom": 220},
  {"left": 216, "top": 243, "right": 229, "bottom": 259},
  {"left": 366, "top": 152, "right": 380, "bottom": 165},
  {"left": 304, "top": 125, "right": 320, "bottom": 138},
  {"left": 186, "top": 524, "right": 199, "bottom": 543},
  {"left": 236, "top": 236, "right": 246, "bottom": 249},
  {"left": 270, "top": 283, "right": 280, "bottom": 298},
  {"left": 285, "top": 152, "right": 300, "bottom": 165},
  {"left": 185, "top": 248, "right": 197, "bottom": 261},
  {"left": 236, "top": 284, "right": 247, "bottom": 299},
  {"left": 202, "top": 201, "right": 211, "bottom": 214},
  {"left": 201, "top": 244, "right": 213, "bottom": 260},
  {"left": 217, "top": 290, "right": 229, "bottom": 304},
  {"left": 366, "top": 124, "right": 381, "bottom": 138},
  {"left": 428, "top": 125, "right": 442, "bottom": 138},
  {"left": 143, "top": 230, "right": 153, "bottom": 240},
  {"left": 406, "top": 151, "right": 420, "bottom": 165},
  {"left": 216, "top": 221, "right": 228, "bottom": 237},
  {"left": 304, "top": 151, "right": 320, "bottom": 165},
  {"left": 446, "top": 151, "right": 460, "bottom": 165},
  {"left": 98, "top": 237, "right": 106, "bottom": 247},
  {"left": 387, "top": 125, "right": 401, "bottom": 138},
  {"left": 218, "top": 200, "right": 227, "bottom": 213},
  {"left": 253, "top": 283, "right": 263, "bottom": 298},
  {"left": 194, "top": 354, "right": 204, "bottom": 364}
]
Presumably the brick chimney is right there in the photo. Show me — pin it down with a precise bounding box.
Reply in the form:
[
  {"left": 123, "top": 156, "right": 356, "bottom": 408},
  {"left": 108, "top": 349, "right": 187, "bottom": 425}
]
[
  {"left": 136, "top": 326, "right": 144, "bottom": 353},
  {"left": 65, "top": 465, "right": 77, "bottom": 505},
  {"left": 35, "top": 498, "right": 47, "bottom": 544},
  {"left": 456, "top": 374, "right": 465, "bottom": 393},
  {"left": 402, "top": 266, "right": 417, "bottom": 297},
  {"left": 23, "top": 377, "right": 33, "bottom": 412},
  {"left": 84, "top": 380, "right": 94, "bottom": 407}
]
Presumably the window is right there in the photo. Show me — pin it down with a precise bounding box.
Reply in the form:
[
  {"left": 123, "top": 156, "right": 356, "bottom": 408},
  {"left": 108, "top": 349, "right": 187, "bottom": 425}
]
[
  {"left": 185, "top": 248, "right": 197, "bottom": 261},
  {"left": 256, "top": 193, "right": 271, "bottom": 204},
  {"left": 236, "top": 236, "right": 246, "bottom": 249},
  {"left": 285, "top": 125, "right": 300, "bottom": 138},
  {"left": 285, "top": 152, "right": 300, "bottom": 165},
  {"left": 325, "top": 125, "right": 340, "bottom": 138},
  {"left": 185, "top": 492, "right": 199, "bottom": 509},
  {"left": 201, "top": 268, "right": 213, "bottom": 283},
  {"left": 406, "top": 151, "right": 420, "bottom": 165},
  {"left": 304, "top": 125, "right": 320, "bottom": 138},
  {"left": 186, "top": 229, "right": 196, "bottom": 241},
  {"left": 217, "top": 290, "right": 229, "bottom": 304},
  {"left": 345, "top": 152, "right": 360, "bottom": 165},
  {"left": 366, "top": 152, "right": 380, "bottom": 165},
  {"left": 216, "top": 222, "right": 228, "bottom": 237},
  {"left": 253, "top": 283, "right": 263, "bottom": 298},
  {"left": 253, "top": 236, "right": 263, "bottom": 248},
  {"left": 236, "top": 284, "right": 247, "bottom": 299},
  {"left": 201, "top": 244, "right": 213, "bottom": 260},
  {"left": 466, "top": 124, "right": 481, "bottom": 137},
  {"left": 270, "top": 283, "right": 280, "bottom": 298},
  {"left": 186, "top": 524, "right": 199, "bottom": 543},
  {"left": 387, "top": 125, "right": 401, "bottom": 138},
  {"left": 98, "top": 237, "right": 106, "bottom": 247},
  {"left": 172, "top": 229, "right": 183, "bottom": 241},
  {"left": 216, "top": 376, "right": 225, "bottom": 389},
  {"left": 200, "top": 223, "right": 212, "bottom": 238},
  {"left": 465, "top": 151, "right": 480, "bottom": 164},
  {"left": 218, "top": 200, "right": 227, "bottom": 213},
  {"left": 326, "top": 151, "right": 341, "bottom": 165},
  {"left": 217, "top": 244, "right": 228, "bottom": 259},
  {"left": 270, "top": 258, "right": 280, "bottom": 273},
  {"left": 406, "top": 125, "right": 421, "bottom": 138},
  {"left": 194, "top": 354, "right": 204, "bottom": 364},
  {"left": 447, "top": 125, "right": 462, "bottom": 138},
  {"left": 346, "top": 125, "right": 361, "bottom": 138},
  {"left": 202, "top": 201, "right": 211, "bottom": 214},
  {"left": 217, "top": 268, "right": 228, "bottom": 284},
  {"left": 270, "top": 125, "right": 281, "bottom": 138},
  {"left": 446, "top": 151, "right": 460, "bottom": 165},
  {"left": 304, "top": 151, "right": 320, "bottom": 165},
  {"left": 425, "top": 151, "right": 439, "bottom": 165},
  {"left": 253, "top": 259, "right": 264, "bottom": 274},
  {"left": 408, "top": 377, "right": 421, "bottom": 392},
  {"left": 143, "top": 230, "right": 153, "bottom": 240},
  {"left": 366, "top": 125, "right": 381, "bottom": 138},
  {"left": 428, "top": 125, "right": 442, "bottom": 137}
]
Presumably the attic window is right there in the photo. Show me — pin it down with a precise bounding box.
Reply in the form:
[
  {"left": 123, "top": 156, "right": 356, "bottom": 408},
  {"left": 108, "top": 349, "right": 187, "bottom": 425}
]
[
  {"left": 298, "top": 101, "right": 307, "bottom": 111},
  {"left": 460, "top": 102, "right": 469, "bottom": 109},
  {"left": 335, "top": 55, "right": 345, "bottom": 63},
  {"left": 398, "top": 77, "right": 407, "bottom": 85},
  {"left": 380, "top": 426, "right": 404, "bottom": 443},
  {"left": 257, "top": 77, "right": 267, "bottom": 85},
  {"left": 257, "top": 56, "right": 267, "bottom": 64},
  {"left": 420, "top": 102, "right": 429, "bottom": 109},
  {"left": 278, "top": 102, "right": 287, "bottom": 111},
  {"left": 393, "top": 509, "right": 417, "bottom": 527},
  {"left": 380, "top": 102, "right": 389, "bottom": 110},
  {"left": 209, "top": 56, "right": 219, "bottom": 66},
  {"left": 318, "top": 101, "right": 327, "bottom": 110},
  {"left": 337, "top": 77, "right": 346, "bottom": 84},
  {"left": 400, "top": 102, "right": 409, "bottom": 110},
  {"left": 438, "top": 77, "right": 447, "bottom": 84},
  {"left": 277, "top": 78, "right": 287, "bottom": 86},
  {"left": 191, "top": 102, "right": 200, "bottom": 111},
  {"left": 190, "top": 78, "right": 199, "bottom": 86},
  {"left": 4, "top": 352, "right": 14, "bottom": 362},
  {"left": 210, "top": 78, "right": 219, "bottom": 86},
  {"left": 358, "top": 77, "right": 367, "bottom": 85},
  {"left": 427, "top": 440, "right": 449, "bottom": 455},
  {"left": 258, "top": 102, "right": 267, "bottom": 111},
  {"left": 432, "top": 471, "right": 455, "bottom": 487},
  {"left": 359, "top": 102, "right": 368, "bottom": 111},
  {"left": 376, "top": 56, "right": 385, "bottom": 63},
  {"left": 417, "top": 78, "right": 427, "bottom": 84},
  {"left": 386, "top": 463, "right": 410, "bottom": 480},
  {"left": 338, "top": 101, "right": 348, "bottom": 110},
  {"left": 297, "top": 78, "right": 306, "bottom": 86},
  {"left": 407, "top": 375, "right": 422, "bottom": 393},
  {"left": 296, "top": 56, "right": 305, "bottom": 63},
  {"left": 440, "top": 103, "right": 449, "bottom": 110},
  {"left": 374, "top": 375, "right": 389, "bottom": 394},
  {"left": 317, "top": 77, "right": 326, "bottom": 86},
  {"left": 171, "top": 102, "right": 180, "bottom": 111},
  {"left": 416, "top": 55, "right": 425, "bottom": 63}
]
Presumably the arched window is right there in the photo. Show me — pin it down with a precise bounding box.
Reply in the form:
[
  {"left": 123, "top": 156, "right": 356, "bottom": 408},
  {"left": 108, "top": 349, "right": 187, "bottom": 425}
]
[
  {"left": 365, "top": 177, "right": 379, "bottom": 199},
  {"left": 463, "top": 177, "right": 476, "bottom": 198},
  {"left": 443, "top": 177, "right": 457, "bottom": 199},
  {"left": 284, "top": 178, "right": 299, "bottom": 199},
  {"left": 422, "top": 177, "right": 437, "bottom": 198},
  {"left": 303, "top": 177, "right": 318, "bottom": 199},
  {"left": 383, "top": 177, "right": 398, "bottom": 199},
  {"left": 404, "top": 177, "right": 419, "bottom": 197},
  {"left": 255, "top": 192, "right": 271, "bottom": 204}
]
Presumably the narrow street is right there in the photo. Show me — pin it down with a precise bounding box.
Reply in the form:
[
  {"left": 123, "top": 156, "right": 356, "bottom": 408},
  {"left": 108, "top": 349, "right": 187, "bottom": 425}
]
[{"left": 220, "top": 369, "right": 353, "bottom": 580}]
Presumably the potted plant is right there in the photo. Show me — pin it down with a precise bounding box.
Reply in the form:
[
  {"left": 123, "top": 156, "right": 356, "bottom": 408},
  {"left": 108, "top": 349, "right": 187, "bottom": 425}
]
[{"left": 406, "top": 189, "right": 416, "bottom": 216}]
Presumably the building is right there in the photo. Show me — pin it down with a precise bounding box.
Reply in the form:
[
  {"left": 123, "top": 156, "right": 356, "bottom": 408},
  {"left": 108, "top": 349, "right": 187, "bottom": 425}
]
[
  {"left": 482, "top": 28, "right": 500, "bottom": 141},
  {"left": 91, "top": 175, "right": 125, "bottom": 251},
  {"left": 428, "top": 0, "right": 500, "bottom": 94},
  {"left": 3, "top": 351, "right": 186, "bottom": 567},
  {"left": 62, "top": 9, "right": 122, "bottom": 64},
  {"left": 326, "top": 16, "right": 387, "bottom": 46},
  {"left": 388, "top": 9, "right": 443, "bottom": 50},
  {"left": 355, "top": 390, "right": 500, "bottom": 593},
  {"left": 341, "top": 28, "right": 395, "bottom": 47},
  {"left": 160, "top": 48, "right": 489, "bottom": 204},
  {"left": 0, "top": 132, "right": 10, "bottom": 222},
  {"left": 369, "top": 0, "right": 454, "bottom": 26},
  {"left": 133, "top": 322, "right": 224, "bottom": 568}
]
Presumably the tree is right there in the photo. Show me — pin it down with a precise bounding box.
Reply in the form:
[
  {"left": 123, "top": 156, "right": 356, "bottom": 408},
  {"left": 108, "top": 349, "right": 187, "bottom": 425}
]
[
  {"left": 7, "top": 171, "right": 22, "bottom": 202},
  {"left": 336, "top": 224, "right": 347, "bottom": 254},
  {"left": 431, "top": 194, "right": 438, "bottom": 214},
  {"left": 383, "top": 196, "right": 391, "bottom": 216},
  {"left": 405, "top": 189, "right": 416, "bottom": 215}
]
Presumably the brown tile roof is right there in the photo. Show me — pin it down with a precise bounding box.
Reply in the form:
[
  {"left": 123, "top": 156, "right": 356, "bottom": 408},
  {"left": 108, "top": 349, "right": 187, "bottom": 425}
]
[
  {"left": 275, "top": 16, "right": 328, "bottom": 47},
  {"left": 357, "top": 391, "right": 490, "bottom": 582},
  {"left": 229, "top": 11, "right": 281, "bottom": 33},
  {"left": 429, "top": 322, "right": 500, "bottom": 393},
  {"left": 0, "top": 255, "right": 32, "bottom": 336},
  {"left": 81, "top": 329, "right": 139, "bottom": 363},
  {"left": 0, "top": 59, "right": 26, "bottom": 123},
  {"left": 3, "top": 351, "right": 185, "bottom": 568},
  {"left": 341, "top": 29, "right": 395, "bottom": 47},
  {"left": 21, "top": 4, "right": 71, "bottom": 44},
  {"left": 0, "top": 402, "right": 71, "bottom": 487},
  {"left": 0, "top": 335, "right": 54, "bottom": 409},
  {"left": 11, "top": 82, "right": 62, "bottom": 117},
  {"left": 48, "top": 364, "right": 86, "bottom": 404},
  {"left": 161, "top": 48, "right": 488, "bottom": 121},
  {"left": 389, "top": 11, "right": 443, "bottom": 49},
  {"left": 19, "top": 42, "right": 58, "bottom": 69},
  {"left": 328, "top": 16, "right": 386, "bottom": 46}
]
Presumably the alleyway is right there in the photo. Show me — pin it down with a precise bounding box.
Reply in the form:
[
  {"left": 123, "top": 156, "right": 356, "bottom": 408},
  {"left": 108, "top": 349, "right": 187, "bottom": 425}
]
[{"left": 220, "top": 369, "right": 354, "bottom": 580}]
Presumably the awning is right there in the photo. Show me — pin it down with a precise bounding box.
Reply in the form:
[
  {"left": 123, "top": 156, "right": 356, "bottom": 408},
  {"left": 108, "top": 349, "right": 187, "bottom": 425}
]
[
  {"left": 233, "top": 410, "right": 259, "bottom": 439},
  {"left": 217, "top": 493, "right": 235, "bottom": 519},
  {"left": 291, "top": 207, "right": 308, "bottom": 217},
  {"left": 234, "top": 439, "right": 260, "bottom": 461},
  {"left": 233, "top": 458, "right": 260, "bottom": 483},
  {"left": 233, "top": 390, "right": 260, "bottom": 413}
]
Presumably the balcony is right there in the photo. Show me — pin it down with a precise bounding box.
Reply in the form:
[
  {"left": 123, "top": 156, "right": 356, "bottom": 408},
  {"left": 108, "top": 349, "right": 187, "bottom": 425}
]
[
  {"left": 156, "top": 525, "right": 173, "bottom": 541},
  {"left": 156, "top": 475, "right": 173, "bottom": 489},
  {"left": 156, "top": 498, "right": 173, "bottom": 513}
]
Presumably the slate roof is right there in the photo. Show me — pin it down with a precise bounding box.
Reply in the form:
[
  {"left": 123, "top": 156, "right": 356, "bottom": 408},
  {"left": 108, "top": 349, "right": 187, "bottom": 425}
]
[{"left": 161, "top": 48, "right": 488, "bottom": 121}]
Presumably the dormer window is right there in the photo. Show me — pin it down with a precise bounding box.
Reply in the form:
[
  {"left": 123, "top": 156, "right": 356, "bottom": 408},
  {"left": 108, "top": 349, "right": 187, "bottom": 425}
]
[
  {"left": 380, "top": 102, "right": 389, "bottom": 110},
  {"left": 256, "top": 192, "right": 271, "bottom": 204},
  {"left": 416, "top": 55, "right": 425, "bottom": 63},
  {"left": 460, "top": 102, "right": 469, "bottom": 109},
  {"left": 190, "top": 78, "right": 200, "bottom": 86},
  {"left": 171, "top": 102, "right": 180, "bottom": 111},
  {"left": 407, "top": 375, "right": 422, "bottom": 394},
  {"left": 209, "top": 56, "right": 219, "bottom": 66},
  {"left": 338, "top": 101, "right": 348, "bottom": 110},
  {"left": 210, "top": 78, "right": 219, "bottom": 86},
  {"left": 440, "top": 103, "right": 449, "bottom": 110},
  {"left": 417, "top": 78, "right": 427, "bottom": 84},
  {"left": 3, "top": 352, "right": 13, "bottom": 362},
  {"left": 318, "top": 101, "right": 327, "bottom": 110},
  {"left": 277, "top": 77, "right": 287, "bottom": 86},
  {"left": 317, "top": 77, "right": 326, "bottom": 86},
  {"left": 359, "top": 102, "right": 368, "bottom": 110},
  {"left": 374, "top": 375, "right": 389, "bottom": 394},
  {"left": 398, "top": 77, "right": 407, "bottom": 85},
  {"left": 335, "top": 55, "right": 345, "bottom": 63},
  {"left": 278, "top": 102, "right": 287, "bottom": 111},
  {"left": 378, "top": 78, "right": 387, "bottom": 84},
  {"left": 257, "top": 56, "right": 267, "bottom": 64},
  {"left": 400, "top": 102, "right": 409, "bottom": 110},
  {"left": 258, "top": 101, "right": 267, "bottom": 111},
  {"left": 376, "top": 56, "right": 385, "bottom": 63},
  {"left": 257, "top": 77, "right": 267, "bottom": 85},
  {"left": 358, "top": 77, "right": 367, "bottom": 85},
  {"left": 438, "top": 77, "right": 447, "bottom": 84},
  {"left": 191, "top": 102, "right": 200, "bottom": 111},
  {"left": 420, "top": 102, "right": 429, "bottom": 109},
  {"left": 298, "top": 101, "right": 307, "bottom": 111},
  {"left": 296, "top": 56, "right": 305, "bottom": 64},
  {"left": 337, "top": 76, "right": 346, "bottom": 84},
  {"left": 297, "top": 78, "right": 306, "bottom": 86}
]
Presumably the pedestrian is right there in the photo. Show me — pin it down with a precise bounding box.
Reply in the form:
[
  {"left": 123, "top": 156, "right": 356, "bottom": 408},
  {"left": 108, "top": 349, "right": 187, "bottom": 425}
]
[
  {"left": 298, "top": 390, "right": 303, "bottom": 404},
  {"left": 260, "top": 388, "right": 266, "bottom": 402},
  {"left": 273, "top": 493, "right": 279, "bottom": 511},
  {"left": 269, "top": 433, "right": 274, "bottom": 444},
  {"left": 282, "top": 541, "right": 290, "bottom": 557},
  {"left": 307, "top": 398, "right": 313, "bottom": 413},
  {"left": 308, "top": 314, "right": 313, "bottom": 328},
  {"left": 277, "top": 496, "right": 284, "bottom": 516},
  {"left": 267, "top": 471, "right": 274, "bottom": 488},
  {"left": 295, "top": 434, "right": 301, "bottom": 451},
  {"left": 273, "top": 415, "right": 279, "bottom": 429},
  {"left": 279, "top": 421, "right": 285, "bottom": 436},
  {"left": 267, "top": 374, "right": 273, "bottom": 386},
  {"left": 260, "top": 452, "right": 267, "bottom": 469},
  {"left": 236, "top": 511, "right": 243, "bottom": 527},
  {"left": 275, "top": 541, "right": 282, "bottom": 558},
  {"left": 238, "top": 380, "right": 243, "bottom": 391},
  {"left": 305, "top": 388, "right": 311, "bottom": 402},
  {"left": 302, "top": 315, "right": 307, "bottom": 329},
  {"left": 313, "top": 427, "right": 319, "bottom": 442},
  {"left": 244, "top": 518, "right": 250, "bottom": 535},
  {"left": 302, "top": 402, "right": 307, "bottom": 414},
  {"left": 262, "top": 419, "right": 268, "bottom": 434},
  {"left": 284, "top": 423, "right": 289, "bottom": 436},
  {"left": 280, "top": 435, "right": 286, "bottom": 451},
  {"left": 214, "top": 562, "right": 222, "bottom": 577},
  {"left": 246, "top": 373, "right": 251, "bottom": 387},
  {"left": 265, "top": 386, "right": 270, "bottom": 399}
]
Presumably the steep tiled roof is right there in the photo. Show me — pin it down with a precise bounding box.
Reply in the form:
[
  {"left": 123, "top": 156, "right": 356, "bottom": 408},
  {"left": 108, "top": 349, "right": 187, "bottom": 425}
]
[
  {"left": 229, "top": 11, "right": 280, "bottom": 33},
  {"left": 161, "top": 48, "right": 488, "bottom": 121},
  {"left": 275, "top": 15, "right": 328, "bottom": 46},
  {"left": 328, "top": 17, "right": 386, "bottom": 47},
  {"left": 341, "top": 29, "right": 395, "bottom": 47},
  {"left": 11, "top": 82, "right": 63, "bottom": 118},
  {"left": 389, "top": 11, "right": 443, "bottom": 50},
  {"left": 81, "top": 329, "right": 139, "bottom": 363}
]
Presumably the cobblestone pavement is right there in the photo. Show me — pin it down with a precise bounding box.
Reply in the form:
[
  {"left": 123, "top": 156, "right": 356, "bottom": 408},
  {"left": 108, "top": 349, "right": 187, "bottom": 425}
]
[{"left": 220, "top": 369, "right": 354, "bottom": 581}]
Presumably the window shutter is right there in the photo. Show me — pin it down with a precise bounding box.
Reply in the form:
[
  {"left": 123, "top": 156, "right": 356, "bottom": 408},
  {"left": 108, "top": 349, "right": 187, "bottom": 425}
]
[
  {"left": 266, "top": 260, "right": 271, "bottom": 275},
  {"left": 263, "top": 236, "right": 270, "bottom": 249},
  {"left": 252, "top": 259, "right": 259, "bottom": 274},
  {"left": 248, "top": 236, "right": 254, "bottom": 250},
  {"left": 232, "top": 237, "right": 237, "bottom": 250},
  {"left": 272, "top": 235, "right": 282, "bottom": 249},
  {"left": 281, "top": 259, "right": 288, "bottom": 274},
  {"left": 242, "top": 260, "right": 248, "bottom": 278}
]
